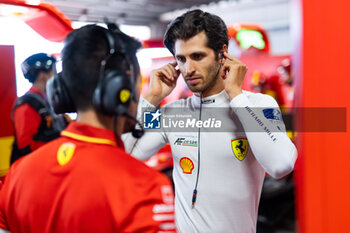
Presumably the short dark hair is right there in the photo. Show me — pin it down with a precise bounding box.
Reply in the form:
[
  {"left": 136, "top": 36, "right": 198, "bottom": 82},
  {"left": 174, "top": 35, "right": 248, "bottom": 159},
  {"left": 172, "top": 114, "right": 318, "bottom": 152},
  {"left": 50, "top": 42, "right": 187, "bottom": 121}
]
[
  {"left": 164, "top": 9, "right": 228, "bottom": 56},
  {"left": 61, "top": 25, "right": 141, "bottom": 111}
]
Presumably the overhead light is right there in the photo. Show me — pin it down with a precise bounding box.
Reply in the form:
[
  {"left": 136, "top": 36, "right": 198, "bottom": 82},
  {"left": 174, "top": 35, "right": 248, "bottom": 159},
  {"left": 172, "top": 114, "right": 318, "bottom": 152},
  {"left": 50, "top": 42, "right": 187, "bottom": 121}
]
[
  {"left": 120, "top": 25, "right": 150, "bottom": 41},
  {"left": 137, "top": 47, "right": 172, "bottom": 69},
  {"left": 0, "top": 5, "right": 29, "bottom": 17},
  {"left": 26, "top": 0, "right": 41, "bottom": 6}
]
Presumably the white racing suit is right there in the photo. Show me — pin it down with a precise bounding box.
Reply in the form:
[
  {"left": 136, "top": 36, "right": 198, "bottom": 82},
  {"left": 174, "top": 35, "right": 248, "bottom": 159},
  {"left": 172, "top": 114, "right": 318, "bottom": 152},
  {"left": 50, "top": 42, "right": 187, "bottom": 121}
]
[{"left": 123, "top": 90, "right": 297, "bottom": 233}]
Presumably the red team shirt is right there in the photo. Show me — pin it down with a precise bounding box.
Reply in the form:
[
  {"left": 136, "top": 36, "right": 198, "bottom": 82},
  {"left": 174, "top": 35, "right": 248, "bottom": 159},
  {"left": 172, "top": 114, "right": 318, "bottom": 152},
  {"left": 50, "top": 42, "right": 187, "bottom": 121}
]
[
  {"left": 13, "top": 87, "right": 47, "bottom": 150},
  {"left": 0, "top": 122, "right": 176, "bottom": 233}
]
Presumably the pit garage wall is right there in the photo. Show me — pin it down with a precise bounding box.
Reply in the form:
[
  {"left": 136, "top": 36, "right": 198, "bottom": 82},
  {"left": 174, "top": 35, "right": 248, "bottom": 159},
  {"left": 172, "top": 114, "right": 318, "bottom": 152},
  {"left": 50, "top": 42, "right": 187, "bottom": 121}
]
[
  {"left": 0, "top": 45, "right": 16, "bottom": 176},
  {"left": 154, "top": 0, "right": 292, "bottom": 55},
  {"left": 293, "top": 0, "right": 350, "bottom": 232}
]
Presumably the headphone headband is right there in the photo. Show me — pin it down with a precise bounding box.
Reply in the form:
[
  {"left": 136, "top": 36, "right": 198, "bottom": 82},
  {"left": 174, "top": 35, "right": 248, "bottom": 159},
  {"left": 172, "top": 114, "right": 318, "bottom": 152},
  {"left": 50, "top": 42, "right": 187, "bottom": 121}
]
[
  {"left": 47, "top": 25, "right": 135, "bottom": 116},
  {"left": 93, "top": 27, "right": 135, "bottom": 116},
  {"left": 104, "top": 28, "right": 116, "bottom": 55},
  {"left": 98, "top": 28, "right": 132, "bottom": 79}
]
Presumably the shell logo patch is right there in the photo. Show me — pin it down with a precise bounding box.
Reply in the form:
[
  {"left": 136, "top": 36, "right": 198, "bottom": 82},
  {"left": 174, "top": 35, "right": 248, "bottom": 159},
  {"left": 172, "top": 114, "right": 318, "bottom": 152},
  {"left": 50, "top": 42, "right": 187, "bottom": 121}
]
[
  {"left": 57, "top": 142, "right": 76, "bottom": 166},
  {"left": 180, "top": 157, "right": 194, "bottom": 174},
  {"left": 120, "top": 89, "right": 130, "bottom": 103},
  {"left": 231, "top": 138, "right": 249, "bottom": 161}
]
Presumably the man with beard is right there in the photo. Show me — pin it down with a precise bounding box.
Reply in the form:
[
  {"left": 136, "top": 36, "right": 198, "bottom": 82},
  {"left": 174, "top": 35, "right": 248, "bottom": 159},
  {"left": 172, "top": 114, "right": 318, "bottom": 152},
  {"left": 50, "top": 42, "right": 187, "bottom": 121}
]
[{"left": 123, "top": 9, "right": 297, "bottom": 233}]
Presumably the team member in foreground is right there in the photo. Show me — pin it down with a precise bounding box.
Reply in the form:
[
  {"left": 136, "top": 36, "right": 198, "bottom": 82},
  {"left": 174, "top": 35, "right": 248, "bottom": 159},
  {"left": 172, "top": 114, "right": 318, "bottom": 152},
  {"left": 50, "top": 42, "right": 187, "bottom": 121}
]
[
  {"left": 123, "top": 9, "right": 297, "bottom": 233},
  {"left": 0, "top": 25, "right": 175, "bottom": 233}
]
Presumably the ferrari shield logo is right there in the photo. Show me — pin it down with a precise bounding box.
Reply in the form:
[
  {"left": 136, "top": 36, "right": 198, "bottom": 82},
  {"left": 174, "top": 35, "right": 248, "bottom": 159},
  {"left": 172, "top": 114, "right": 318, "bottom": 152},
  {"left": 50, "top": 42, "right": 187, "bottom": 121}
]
[
  {"left": 57, "top": 142, "right": 76, "bottom": 166},
  {"left": 231, "top": 138, "right": 249, "bottom": 161}
]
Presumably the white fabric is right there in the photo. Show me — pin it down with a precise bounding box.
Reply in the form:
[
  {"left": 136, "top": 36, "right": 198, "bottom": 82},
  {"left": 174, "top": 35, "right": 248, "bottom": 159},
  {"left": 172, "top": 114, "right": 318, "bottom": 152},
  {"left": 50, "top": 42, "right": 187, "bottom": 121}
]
[{"left": 123, "top": 90, "right": 297, "bottom": 233}]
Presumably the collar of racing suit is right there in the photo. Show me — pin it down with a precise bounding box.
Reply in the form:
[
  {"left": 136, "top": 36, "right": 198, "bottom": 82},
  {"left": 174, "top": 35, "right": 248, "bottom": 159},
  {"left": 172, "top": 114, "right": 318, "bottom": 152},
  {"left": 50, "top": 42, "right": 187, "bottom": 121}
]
[
  {"left": 60, "top": 121, "right": 125, "bottom": 149},
  {"left": 192, "top": 89, "right": 230, "bottom": 107}
]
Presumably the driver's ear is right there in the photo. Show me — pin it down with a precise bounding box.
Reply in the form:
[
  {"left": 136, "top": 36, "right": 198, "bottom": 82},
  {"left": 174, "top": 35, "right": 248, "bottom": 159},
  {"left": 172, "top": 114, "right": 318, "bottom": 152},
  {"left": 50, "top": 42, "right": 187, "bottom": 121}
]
[{"left": 219, "top": 45, "right": 227, "bottom": 63}]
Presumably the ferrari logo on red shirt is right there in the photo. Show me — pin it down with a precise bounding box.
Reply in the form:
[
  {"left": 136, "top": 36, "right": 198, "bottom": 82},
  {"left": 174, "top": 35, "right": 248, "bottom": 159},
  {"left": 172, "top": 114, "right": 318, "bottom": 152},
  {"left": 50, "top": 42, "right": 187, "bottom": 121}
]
[
  {"left": 57, "top": 142, "right": 76, "bottom": 166},
  {"left": 231, "top": 138, "right": 249, "bottom": 161}
]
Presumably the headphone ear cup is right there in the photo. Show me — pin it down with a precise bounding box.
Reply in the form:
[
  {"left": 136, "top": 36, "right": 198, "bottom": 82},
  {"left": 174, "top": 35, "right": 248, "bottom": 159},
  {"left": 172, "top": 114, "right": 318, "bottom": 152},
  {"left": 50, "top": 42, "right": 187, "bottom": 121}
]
[
  {"left": 93, "top": 69, "right": 133, "bottom": 116},
  {"left": 92, "top": 80, "right": 103, "bottom": 113},
  {"left": 47, "top": 72, "right": 75, "bottom": 114}
]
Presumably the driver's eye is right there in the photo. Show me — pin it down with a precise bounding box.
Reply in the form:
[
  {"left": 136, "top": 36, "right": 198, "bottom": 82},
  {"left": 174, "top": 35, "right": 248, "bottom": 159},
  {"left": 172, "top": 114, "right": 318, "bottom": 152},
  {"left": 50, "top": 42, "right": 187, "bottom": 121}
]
[
  {"left": 177, "top": 56, "right": 186, "bottom": 63},
  {"left": 192, "top": 54, "right": 202, "bottom": 60}
]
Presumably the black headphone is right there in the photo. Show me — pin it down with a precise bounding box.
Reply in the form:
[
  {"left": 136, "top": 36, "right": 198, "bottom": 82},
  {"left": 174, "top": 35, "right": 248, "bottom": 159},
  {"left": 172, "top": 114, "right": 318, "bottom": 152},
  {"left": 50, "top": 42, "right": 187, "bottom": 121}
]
[
  {"left": 47, "top": 27, "right": 134, "bottom": 116},
  {"left": 92, "top": 28, "right": 134, "bottom": 116},
  {"left": 46, "top": 71, "right": 75, "bottom": 114}
]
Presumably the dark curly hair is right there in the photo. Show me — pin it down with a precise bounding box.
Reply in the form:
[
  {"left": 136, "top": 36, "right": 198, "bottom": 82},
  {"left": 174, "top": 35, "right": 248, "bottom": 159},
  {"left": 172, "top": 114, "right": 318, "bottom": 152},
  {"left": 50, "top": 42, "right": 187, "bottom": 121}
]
[{"left": 164, "top": 9, "right": 228, "bottom": 56}]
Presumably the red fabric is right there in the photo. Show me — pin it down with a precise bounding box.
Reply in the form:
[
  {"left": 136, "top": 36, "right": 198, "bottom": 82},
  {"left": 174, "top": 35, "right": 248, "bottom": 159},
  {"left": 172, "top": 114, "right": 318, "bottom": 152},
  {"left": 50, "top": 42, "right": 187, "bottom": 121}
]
[
  {"left": 0, "top": 0, "right": 73, "bottom": 42},
  {"left": 0, "top": 45, "right": 16, "bottom": 137},
  {"left": 13, "top": 87, "right": 46, "bottom": 150},
  {"left": 0, "top": 122, "right": 176, "bottom": 232},
  {"left": 261, "top": 74, "right": 286, "bottom": 107}
]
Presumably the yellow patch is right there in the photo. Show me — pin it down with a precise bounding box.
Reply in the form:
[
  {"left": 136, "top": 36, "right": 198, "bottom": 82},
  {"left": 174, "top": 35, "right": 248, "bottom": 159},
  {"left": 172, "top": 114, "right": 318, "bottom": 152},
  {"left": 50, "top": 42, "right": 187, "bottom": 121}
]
[
  {"left": 180, "top": 157, "right": 194, "bottom": 174},
  {"left": 231, "top": 138, "right": 249, "bottom": 161},
  {"left": 120, "top": 89, "right": 130, "bottom": 103},
  {"left": 0, "top": 136, "right": 14, "bottom": 176},
  {"left": 57, "top": 143, "right": 76, "bottom": 166}
]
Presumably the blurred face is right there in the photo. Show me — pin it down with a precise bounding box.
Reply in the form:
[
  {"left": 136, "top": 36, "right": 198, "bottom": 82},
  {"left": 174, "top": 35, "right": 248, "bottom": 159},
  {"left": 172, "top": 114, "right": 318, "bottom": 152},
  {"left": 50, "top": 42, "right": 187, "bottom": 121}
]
[
  {"left": 36, "top": 69, "right": 55, "bottom": 92},
  {"left": 174, "top": 31, "right": 223, "bottom": 97},
  {"left": 47, "top": 69, "right": 55, "bottom": 80}
]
